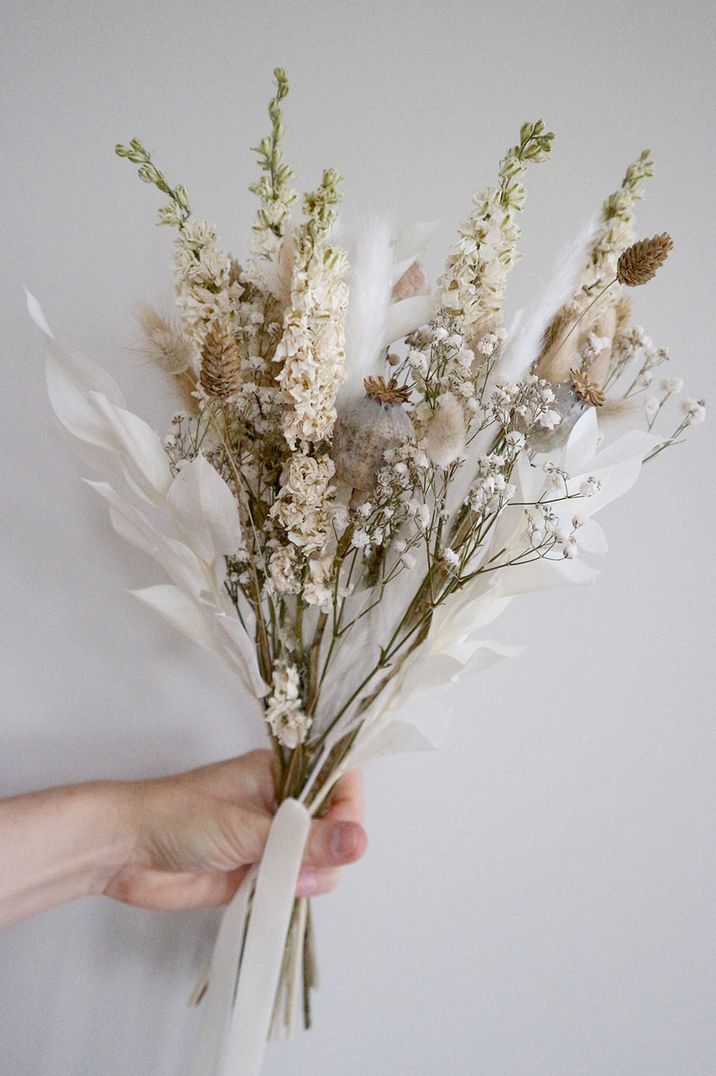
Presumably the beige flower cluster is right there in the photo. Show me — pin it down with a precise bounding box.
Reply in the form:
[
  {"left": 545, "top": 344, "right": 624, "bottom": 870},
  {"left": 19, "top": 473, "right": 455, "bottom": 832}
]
[
  {"left": 270, "top": 453, "right": 336, "bottom": 555},
  {"left": 265, "top": 663, "right": 311, "bottom": 748}
]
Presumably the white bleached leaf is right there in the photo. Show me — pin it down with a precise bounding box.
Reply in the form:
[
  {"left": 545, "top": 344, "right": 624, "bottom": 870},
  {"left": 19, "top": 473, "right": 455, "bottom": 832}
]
[
  {"left": 167, "top": 454, "right": 242, "bottom": 560},
  {"left": 575, "top": 518, "right": 608, "bottom": 556},
  {"left": 130, "top": 585, "right": 219, "bottom": 655},
  {"left": 84, "top": 480, "right": 208, "bottom": 599},
  {"left": 382, "top": 293, "right": 434, "bottom": 349},
  {"left": 89, "top": 392, "right": 171, "bottom": 503},
  {"left": 213, "top": 612, "right": 270, "bottom": 698}
]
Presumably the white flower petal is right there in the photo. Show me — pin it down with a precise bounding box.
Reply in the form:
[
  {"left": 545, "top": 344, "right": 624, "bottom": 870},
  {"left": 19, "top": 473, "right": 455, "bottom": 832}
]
[{"left": 562, "top": 408, "right": 599, "bottom": 474}]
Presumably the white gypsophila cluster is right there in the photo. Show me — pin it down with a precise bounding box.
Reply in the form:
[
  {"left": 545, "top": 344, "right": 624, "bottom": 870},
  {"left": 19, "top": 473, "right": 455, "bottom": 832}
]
[
  {"left": 270, "top": 453, "right": 336, "bottom": 555},
  {"left": 343, "top": 440, "right": 430, "bottom": 567},
  {"left": 682, "top": 398, "right": 706, "bottom": 426},
  {"left": 526, "top": 502, "right": 581, "bottom": 560},
  {"left": 491, "top": 376, "right": 561, "bottom": 432},
  {"left": 265, "top": 664, "right": 311, "bottom": 748},
  {"left": 466, "top": 451, "right": 517, "bottom": 515},
  {"left": 173, "top": 218, "right": 236, "bottom": 351},
  {"left": 405, "top": 320, "right": 494, "bottom": 417}
]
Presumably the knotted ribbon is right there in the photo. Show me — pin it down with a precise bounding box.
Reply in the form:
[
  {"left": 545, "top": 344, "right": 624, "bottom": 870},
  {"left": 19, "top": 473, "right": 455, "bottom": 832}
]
[{"left": 189, "top": 798, "right": 312, "bottom": 1076}]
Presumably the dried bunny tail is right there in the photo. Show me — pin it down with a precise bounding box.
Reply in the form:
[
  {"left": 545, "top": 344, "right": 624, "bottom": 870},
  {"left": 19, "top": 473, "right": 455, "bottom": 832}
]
[
  {"left": 598, "top": 394, "right": 644, "bottom": 420},
  {"left": 136, "top": 304, "right": 194, "bottom": 374},
  {"left": 341, "top": 216, "right": 395, "bottom": 405},
  {"left": 614, "top": 295, "right": 632, "bottom": 338},
  {"left": 423, "top": 392, "right": 467, "bottom": 468},
  {"left": 499, "top": 217, "right": 599, "bottom": 383},
  {"left": 175, "top": 367, "right": 200, "bottom": 415}
]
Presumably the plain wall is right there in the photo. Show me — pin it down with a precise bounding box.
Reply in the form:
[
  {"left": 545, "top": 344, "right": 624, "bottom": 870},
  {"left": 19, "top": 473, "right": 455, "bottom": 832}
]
[{"left": 1, "top": 2, "right": 714, "bottom": 1074}]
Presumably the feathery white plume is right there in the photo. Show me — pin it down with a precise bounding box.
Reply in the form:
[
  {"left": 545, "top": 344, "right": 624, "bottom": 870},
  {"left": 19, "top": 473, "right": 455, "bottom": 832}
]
[
  {"left": 499, "top": 217, "right": 599, "bottom": 383},
  {"left": 341, "top": 216, "right": 395, "bottom": 405}
]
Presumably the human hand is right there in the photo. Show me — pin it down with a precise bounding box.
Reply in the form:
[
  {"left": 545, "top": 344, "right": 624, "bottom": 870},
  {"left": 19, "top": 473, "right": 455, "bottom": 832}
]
[{"left": 102, "top": 750, "right": 366, "bottom": 911}]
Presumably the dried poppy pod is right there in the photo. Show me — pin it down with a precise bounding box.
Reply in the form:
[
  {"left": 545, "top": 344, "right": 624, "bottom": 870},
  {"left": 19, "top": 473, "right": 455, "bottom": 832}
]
[{"left": 332, "top": 376, "right": 413, "bottom": 495}]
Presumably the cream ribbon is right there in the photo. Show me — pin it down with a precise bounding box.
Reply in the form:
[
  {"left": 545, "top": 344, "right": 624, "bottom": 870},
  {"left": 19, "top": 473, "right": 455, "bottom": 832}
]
[{"left": 189, "top": 798, "right": 311, "bottom": 1076}]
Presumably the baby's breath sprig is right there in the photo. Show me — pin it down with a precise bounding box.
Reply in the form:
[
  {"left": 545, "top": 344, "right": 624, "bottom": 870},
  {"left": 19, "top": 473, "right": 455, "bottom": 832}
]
[
  {"left": 250, "top": 67, "right": 297, "bottom": 240},
  {"left": 115, "top": 138, "right": 191, "bottom": 228}
]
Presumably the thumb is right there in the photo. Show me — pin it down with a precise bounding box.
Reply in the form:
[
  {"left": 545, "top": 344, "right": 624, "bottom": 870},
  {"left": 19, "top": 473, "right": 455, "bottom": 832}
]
[{"left": 217, "top": 806, "right": 365, "bottom": 873}]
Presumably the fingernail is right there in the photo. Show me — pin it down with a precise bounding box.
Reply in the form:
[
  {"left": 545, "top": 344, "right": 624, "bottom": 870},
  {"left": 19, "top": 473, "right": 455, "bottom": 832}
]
[
  {"left": 297, "top": 869, "right": 318, "bottom": 898},
  {"left": 330, "top": 822, "right": 358, "bottom": 862}
]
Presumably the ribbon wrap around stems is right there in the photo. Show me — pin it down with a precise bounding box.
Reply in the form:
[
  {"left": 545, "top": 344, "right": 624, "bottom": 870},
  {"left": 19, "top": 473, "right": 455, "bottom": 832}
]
[{"left": 189, "top": 798, "right": 311, "bottom": 1076}]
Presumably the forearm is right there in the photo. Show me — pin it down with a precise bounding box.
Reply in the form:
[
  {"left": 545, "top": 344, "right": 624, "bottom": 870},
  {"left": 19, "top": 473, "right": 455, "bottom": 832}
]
[{"left": 0, "top": 781, "right": 135, "bottom": 928}]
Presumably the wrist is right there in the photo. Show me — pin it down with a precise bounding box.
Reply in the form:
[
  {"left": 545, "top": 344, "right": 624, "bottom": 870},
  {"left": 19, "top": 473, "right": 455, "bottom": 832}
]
[{"left": 76, "top": 780, "right": 142, "bottom": 897}]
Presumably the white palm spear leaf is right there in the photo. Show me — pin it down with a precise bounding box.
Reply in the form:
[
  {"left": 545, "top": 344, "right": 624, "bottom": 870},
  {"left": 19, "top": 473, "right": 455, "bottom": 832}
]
[
  {"left": 341, "top": 218, "right": 436, "bottom": 404},
  {"left": 26, "top": 291, "right": 268, "bottom": 698}
]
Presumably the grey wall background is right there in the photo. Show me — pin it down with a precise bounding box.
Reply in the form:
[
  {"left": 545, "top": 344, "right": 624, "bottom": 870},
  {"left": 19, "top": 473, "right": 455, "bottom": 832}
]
[{"left": 1, "top": 2, "right": 714, "bottom": 1074}]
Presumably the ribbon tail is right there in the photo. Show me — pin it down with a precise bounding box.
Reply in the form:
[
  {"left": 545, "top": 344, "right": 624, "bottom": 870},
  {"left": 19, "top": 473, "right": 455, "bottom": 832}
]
[{"left": 189, "top": 798, "right": 311, "bottom": 1076}]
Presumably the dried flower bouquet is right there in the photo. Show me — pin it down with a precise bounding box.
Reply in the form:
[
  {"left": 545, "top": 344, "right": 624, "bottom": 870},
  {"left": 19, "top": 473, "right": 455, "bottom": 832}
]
[{"left": 29, "top": 68, "right": 704, "bottom": 1075}]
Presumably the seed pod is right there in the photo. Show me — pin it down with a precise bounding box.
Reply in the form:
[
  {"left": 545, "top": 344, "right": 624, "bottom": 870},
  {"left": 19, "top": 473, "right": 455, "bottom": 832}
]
[
  {"left": 570, "top": 366, "right": 606, "bottom": 408},
  {"left": 199, "top": 321, "right": 240, "bottom": 399},
  {"left": 332, "top": 377, "right": 413, "bottom": 492},
  {"left": 616, "top": 233, "right": 673, "bottom": 287}
]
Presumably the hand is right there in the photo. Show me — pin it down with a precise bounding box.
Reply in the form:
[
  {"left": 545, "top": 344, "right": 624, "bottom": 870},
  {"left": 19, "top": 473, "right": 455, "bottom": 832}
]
[{"left": 102, "top": 750, "right": 366, "bottom": 911}]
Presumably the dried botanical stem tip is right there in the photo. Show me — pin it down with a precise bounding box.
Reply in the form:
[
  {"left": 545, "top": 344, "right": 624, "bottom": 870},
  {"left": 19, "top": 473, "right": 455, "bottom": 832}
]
[
  {"left": 199, "top": 320, "right": 240, "bottom": 398},
  {"left": 616, "top": 233, "right": 673, "bottom": 287},
  {"left": 570, "top": 366, "right": 606, "bottom": 407},
  {"left": 363, "top": 376, "right": 411, "bottom": 406}
]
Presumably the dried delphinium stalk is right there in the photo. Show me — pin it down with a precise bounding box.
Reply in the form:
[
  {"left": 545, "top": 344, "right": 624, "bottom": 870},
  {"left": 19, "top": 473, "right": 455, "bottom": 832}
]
[
  {"left": 535, "top": 149, "right": 654, "bottom": 384},
  {"left": 438, "top": 120, "right": 554, "bottom": 346}
]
